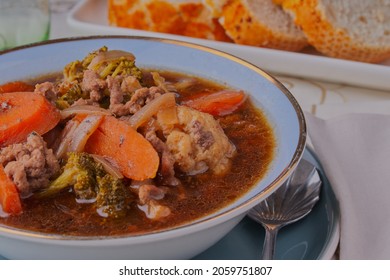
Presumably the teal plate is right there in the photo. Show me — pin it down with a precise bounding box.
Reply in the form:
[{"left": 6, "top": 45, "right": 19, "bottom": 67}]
[
  {"left": 0, "top": 149, "right": 338, "bottom": 260},
  {"left": 194, "top": 148, "right": 340, "bottom": 260}
]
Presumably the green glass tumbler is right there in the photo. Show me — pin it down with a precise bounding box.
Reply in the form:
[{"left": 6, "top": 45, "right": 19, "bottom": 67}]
[{"left": 0, "top": 0, "right": 50, "bottom": 51}]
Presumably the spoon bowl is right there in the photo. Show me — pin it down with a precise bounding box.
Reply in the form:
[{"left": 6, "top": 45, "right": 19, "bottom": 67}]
[{"left": 248, "top": 158, "right": 321, "bottom": 259}]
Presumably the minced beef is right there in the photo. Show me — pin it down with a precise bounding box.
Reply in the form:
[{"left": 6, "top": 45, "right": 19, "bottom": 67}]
[{"left": 0, "top": 132, "right": 60, "bottom": 197}]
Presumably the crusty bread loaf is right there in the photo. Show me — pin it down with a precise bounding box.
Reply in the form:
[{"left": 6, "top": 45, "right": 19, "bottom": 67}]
[
  {"left": 282, "top": 0, "right": 390, "bottom": 62},
  {"left": 108, "top": 0, "right": 390, "bottom": 62},
  {"left": 108, "top": 0, "right": 307, "bottom": 51},
  {"left": 214, "top": 0, "right": 308, "bottom": 51},
  {"left": 108, "top": 0, "right": 232, "bottom": 42}
]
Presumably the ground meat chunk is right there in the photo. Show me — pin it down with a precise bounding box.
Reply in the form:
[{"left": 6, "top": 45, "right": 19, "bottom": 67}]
[
  {"left": 107, "top": 75, "right": 142, "bottom": 105},
  {"left": 165, "top": 106, "right": 236, "bottom": 175},
  {"left": 144, "top": 124, "right": 180, "bottom": 186},
  {"left": 108, "top": 74, "right": 164, "bottom": 116},
  {"left": 107, "top": 75, "right": 124, "bottom": 105},
  {"left": 107, "top": 75, "right": 131, "bottom": 116},
  {"left": 121, "top": 75, "right": 142, "bottom": 93},
  {"left": 81, "top": 69, "right": 107, "bottom": 102},
  {"left": 34, "top": 82, "right": 57, "bottom": 104},
  {"left": 127, "top": 86, "right": 163, "bottom": 114},
  {"left": 0, "top": 132, "right": 60, "bottom": 197}
]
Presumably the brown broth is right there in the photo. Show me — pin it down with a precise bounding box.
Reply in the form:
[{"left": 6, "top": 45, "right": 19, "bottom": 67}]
[{"left": 0, "top": 71, "right": 275, "bottom": 236}]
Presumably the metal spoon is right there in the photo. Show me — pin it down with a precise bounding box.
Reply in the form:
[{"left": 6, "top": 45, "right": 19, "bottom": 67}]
[{"left": 248, "top": 158, "right": 321, "bottom": 259}]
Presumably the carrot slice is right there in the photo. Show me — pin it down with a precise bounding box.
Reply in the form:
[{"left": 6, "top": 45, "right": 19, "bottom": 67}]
[
  {"left": 0, "top": 165, "right": 22, "bottom": 215},
  {"left": 0, "top": 81, "right": 35, "bottom": 93},
  {"left": 183, "top": 90, "right": 247, "bottom": 116},
  {"left": 85, "top": 116, "right": 159, "bottom": 181},
  {"left": 0, "top": 92, "right": 61, "bottom": 147}
]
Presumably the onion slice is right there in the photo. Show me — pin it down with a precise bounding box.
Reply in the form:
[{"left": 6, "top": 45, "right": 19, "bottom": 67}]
[
  {"left": 91, "top": 154, "right": 123, "bottom": 179},
  {"left": 151, "top": 72, "right": 176, "bottom": 93},
  {"left": 128, "top": 92, "right": 177, "bottom": 129},
  {"left": 156, "top": 105, "right": 178, "bottom": 132},
  {"left": 68, "top": 115, "right": 103, "bottom": 153},
  {"left": 54, "top": 119, "right": 78, "bottom": 159},
  {"left": 61, "top": 105, "right": 112, "bottom": 119}
]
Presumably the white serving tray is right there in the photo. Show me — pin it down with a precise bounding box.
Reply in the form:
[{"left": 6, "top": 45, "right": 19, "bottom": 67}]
[{"left": 67, "top": 0, "right": 390, "bottom": 91}]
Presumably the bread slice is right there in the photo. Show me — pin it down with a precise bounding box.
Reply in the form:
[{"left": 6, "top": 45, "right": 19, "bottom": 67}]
[
  {"left": 216, "top": 0, "right": 308, "bottom": 51},
  {"left": 282, "top": 0, "right": 390, "bottom": 62},
  {"left": 108, "top": 0, "right": 231, "bottom": 41}
]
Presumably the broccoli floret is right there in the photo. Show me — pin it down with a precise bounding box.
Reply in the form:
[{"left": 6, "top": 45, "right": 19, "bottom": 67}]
[
  {"left": 90, "top": 58, "right": 143, "bottom": 80},
  {"left": 63, "top": 46, "right": 142, "bottom": 82},
  {"left": 59, "top": 47, "right": 142, "bottom": 109},
  {"left": 63, "top": 46, "right": 108, "bottom": 83},
  {"left": 63, "top": 60, "right": 84, "bottom": 83},
  {"left": 59, "top": 47, "right": 109, "bottom": 109},
  {"left": 38, "top": 152, "right": 131, "bottom": 219},
  {"left": 38, "top": 152, "right": 104, "bottom": 199},
  {"left": 55, "top": 83, "right": 89, "bottom": 109},
  {"left": 96, "top": 174, "right": 128, "bottom": 218}
]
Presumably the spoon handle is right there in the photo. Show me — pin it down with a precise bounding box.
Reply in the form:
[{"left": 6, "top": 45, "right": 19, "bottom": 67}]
[{"left": 261, "top": 225, "right": 281, "bottom": 260}]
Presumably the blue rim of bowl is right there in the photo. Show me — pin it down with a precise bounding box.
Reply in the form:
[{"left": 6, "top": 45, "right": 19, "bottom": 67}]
[{"left": 0, "top": 35, "right": 307, "bottom": 241}]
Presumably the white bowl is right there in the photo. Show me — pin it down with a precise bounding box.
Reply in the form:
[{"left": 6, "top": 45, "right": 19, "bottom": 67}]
[{"left": 0, "top": 36, "right": 306, "bottom": 259}]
